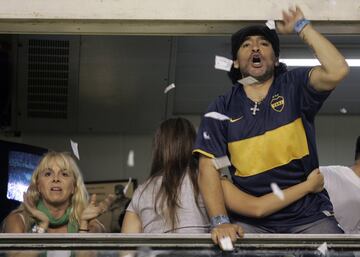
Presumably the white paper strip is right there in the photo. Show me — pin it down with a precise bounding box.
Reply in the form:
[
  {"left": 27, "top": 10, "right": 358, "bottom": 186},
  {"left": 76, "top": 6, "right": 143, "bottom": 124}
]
[
  {"left": 215, "top": 55, "right": 233, "bottom": 72},
  {"left": 317, "top": 242, "right": 328, "bottom": 256},
  {"left": 164, "top": 83, "right": 175, "bottom": 94},
  {"left": 70, "top": 139, "right": 80, "bottom": 160},
  {"left": 213, "top": 156, "right": 231, "bottom": 170},
  {"left": 266, "top": 20, "right": 276, "bottom": 30},
  {"left": 127, "top": 150, "right": 135, "bottom": 167},
  {"left": 204, "top": 111, "right": 230, "bottom": 121},
  {"left": 270, "top": 182, "right": 285, "bottom": 201},
  {"left": 123, "top": 177, "right": 132, "bottom": 195},
  {"left": 219, "top": 236, "right": 234, "bottom": 251},
  {"left": 238, "top": 76, "right": 259, "bottom": 85}
]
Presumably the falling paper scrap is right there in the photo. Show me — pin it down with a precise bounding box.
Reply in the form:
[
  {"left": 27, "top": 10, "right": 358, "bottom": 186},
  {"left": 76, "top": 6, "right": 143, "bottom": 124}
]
[
  {"left": 70, "top": 139, "right": 80, "bottom": 160},
  {"left": 339, "top": 107, "right": 347, "bottom": 114},
  {"left": 164, "top": 83, "right": 175, "bottom": 94},
  {"left": 317, "top": 242, "right": 328, "bottom": 256},
  {"left": 213, "top": 156, "right": 231, "bottom": 170},
  {"left": 123, "top": 177, "right": 132, "bottom": 195},
  {"left": 215, "top": 56, "right": 233, "bottom": 72},
  {"left": 238, "top": 76, "right": 259, "bottom": 85},
  {"left": 127, "top": 150, "right": 134, "bottom": 167},
  {"left": 203, "top": 131, "right": 211, "bottom": 140},
  {"left": 204, "top": 112, "right": 230, "bottom": 121},
  {"left": 266, "top": 20, "right": 276, "bottom": 30},
  {"left": 270, "top": 182, "right": 285, "bottom": 200}
]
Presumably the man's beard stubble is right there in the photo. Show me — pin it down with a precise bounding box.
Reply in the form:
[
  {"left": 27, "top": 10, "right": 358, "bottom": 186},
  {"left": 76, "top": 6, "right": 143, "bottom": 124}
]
[{"left": 240, "top": 65, "right": 275, "bottom": 84}]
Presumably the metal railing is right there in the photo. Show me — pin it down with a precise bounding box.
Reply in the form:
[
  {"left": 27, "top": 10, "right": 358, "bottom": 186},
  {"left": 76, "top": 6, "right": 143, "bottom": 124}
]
[{"left": 1, "top": 233, "right": 360, "bottom": 250}]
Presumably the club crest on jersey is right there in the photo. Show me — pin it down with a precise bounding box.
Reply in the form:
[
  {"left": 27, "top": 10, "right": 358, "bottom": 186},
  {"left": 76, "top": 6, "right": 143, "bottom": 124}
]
[{"left": 271, "top": 95, "right": 285, "bottom": 112}]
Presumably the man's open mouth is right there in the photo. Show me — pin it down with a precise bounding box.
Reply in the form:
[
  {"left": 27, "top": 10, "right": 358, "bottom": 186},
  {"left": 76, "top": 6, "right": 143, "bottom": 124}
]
[{"left": 251, "top": 54, "right": 262, "bottom": 65}]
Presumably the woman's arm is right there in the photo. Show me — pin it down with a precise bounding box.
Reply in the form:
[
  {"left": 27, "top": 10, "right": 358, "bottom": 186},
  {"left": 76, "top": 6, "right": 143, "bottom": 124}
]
[
  {"left": 222, "top": 169, "right": 323, "bottom": 218},
  {"left": 2, "top": 213, "right": 26, "bottom": 233},
  {"left": 121, "top": 211, "right": 142, "bottom": 233}
]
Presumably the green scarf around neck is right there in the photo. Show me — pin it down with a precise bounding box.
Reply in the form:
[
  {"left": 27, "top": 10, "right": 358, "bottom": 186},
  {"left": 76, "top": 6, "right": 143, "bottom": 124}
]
[{"left": 37, "top": 199, "right": 78, "bottom": 233}]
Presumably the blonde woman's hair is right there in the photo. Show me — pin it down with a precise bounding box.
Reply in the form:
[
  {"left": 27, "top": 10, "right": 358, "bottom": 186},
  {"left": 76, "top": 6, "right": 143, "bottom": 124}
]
[{"left": 9, "top": 151, "right": 89, "bottom": 231}]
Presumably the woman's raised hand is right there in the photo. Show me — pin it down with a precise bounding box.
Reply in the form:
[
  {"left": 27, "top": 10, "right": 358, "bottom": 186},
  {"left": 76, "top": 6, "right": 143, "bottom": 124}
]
[
  {"left": 23, "top": 191, "right": 49, "bottom": 229},
  {"left": 80, "top": 194, "right": 115, "bottom": 222}
]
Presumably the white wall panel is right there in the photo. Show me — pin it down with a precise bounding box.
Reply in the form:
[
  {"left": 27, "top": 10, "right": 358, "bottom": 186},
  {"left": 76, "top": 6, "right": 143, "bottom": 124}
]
[
  {"left": 0, "top": 0, "right": 359, "bottom": 34},
  {"left": 0, "top": 0, "right": 358, "bottom": 20}
]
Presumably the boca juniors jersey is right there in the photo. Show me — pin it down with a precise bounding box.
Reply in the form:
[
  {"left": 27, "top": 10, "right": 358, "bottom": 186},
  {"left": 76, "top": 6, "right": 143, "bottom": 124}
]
[{"left": 193, "top": 67, "right": 334, "bottom": 228}]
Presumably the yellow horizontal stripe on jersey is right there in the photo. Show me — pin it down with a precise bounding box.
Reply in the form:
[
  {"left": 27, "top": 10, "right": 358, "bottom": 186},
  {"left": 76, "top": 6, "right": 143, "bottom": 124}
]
[
  {"left": 229, "top": 117, "right": 309, "bottom": 177},
  {"left": 193, "top": 149, "right": 215, "bottom": 159}
]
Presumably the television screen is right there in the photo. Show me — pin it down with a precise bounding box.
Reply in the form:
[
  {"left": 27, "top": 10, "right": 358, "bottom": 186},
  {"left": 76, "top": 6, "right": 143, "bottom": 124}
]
[
  {"left": 0, "top": 140, "right": 47, "bottom": 203},
  {"left": 7, "top": 150, "right": 43, "bottom": 202}
]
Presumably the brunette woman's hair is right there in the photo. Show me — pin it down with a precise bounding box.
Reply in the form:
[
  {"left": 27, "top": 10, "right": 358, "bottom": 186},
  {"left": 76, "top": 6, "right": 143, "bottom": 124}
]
[{"left": 147, "top": 117, "right": 199, "bottom": 230}]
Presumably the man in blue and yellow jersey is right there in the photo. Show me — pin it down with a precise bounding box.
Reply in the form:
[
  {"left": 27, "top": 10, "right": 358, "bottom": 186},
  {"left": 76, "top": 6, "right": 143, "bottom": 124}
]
[{"left": 194, "top": 6, "right": 349, "bottom": 243}]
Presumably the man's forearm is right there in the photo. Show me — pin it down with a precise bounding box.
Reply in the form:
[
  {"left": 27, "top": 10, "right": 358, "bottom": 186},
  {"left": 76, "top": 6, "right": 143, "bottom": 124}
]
[{"left": 300, "top": 24, "right": 349, "bottom": 90}]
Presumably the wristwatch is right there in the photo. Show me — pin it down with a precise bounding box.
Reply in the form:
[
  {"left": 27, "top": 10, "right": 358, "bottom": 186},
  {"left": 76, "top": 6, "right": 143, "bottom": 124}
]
[{"left": 210, "top": 215, "right": 230, "bottom": 228}]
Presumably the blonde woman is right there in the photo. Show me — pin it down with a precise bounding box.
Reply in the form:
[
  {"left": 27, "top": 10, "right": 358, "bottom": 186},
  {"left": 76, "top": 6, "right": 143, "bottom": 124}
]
[{"left": 2, "top": 151, "right": 114, "bottom": 233}]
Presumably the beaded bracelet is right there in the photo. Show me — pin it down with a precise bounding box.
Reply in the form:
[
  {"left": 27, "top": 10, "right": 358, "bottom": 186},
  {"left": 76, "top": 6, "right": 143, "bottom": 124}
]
[{"left": 294, "top": 18, "right": 310, "bottom": 34}]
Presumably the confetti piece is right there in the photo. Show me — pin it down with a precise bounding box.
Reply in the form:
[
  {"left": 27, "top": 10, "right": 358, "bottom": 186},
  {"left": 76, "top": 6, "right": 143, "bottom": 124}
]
[
  {"left": 219, "top": 236, "right": 234, "bottom": 251},
  {"left": 266, "top": 20, "right": 276, "bottom": 30},
  {"left": 317, "top": 242, "right": 328, "bottom": 256},
  {"left": 204, "top": 112, "right": 230, "bottom": 121},
  {"left": 127, "top": 150, "right": 135, "bottom": 167},
  {"left": 70, "top": 139, "right": 80, "bottom": 160},
  {"left": 164, "top": 83, "right": 175, "bottom": 94},
  {"left": 215, "top": 55, "right": 233, "bottom": 72},
  {"left": 339, "top": 107, "right": 347, "bottom": 114},
  {"left": 213, "top": 156, "right": 231, "bottom": 170},
  {"left": 238, "top": 76, "right": 259, "bottom": 85},
  {"left": 271, "top": 182, "right": 285, "bottom": 200},
  {"left": 203, "top": 131, "right": 211, "bottom": 140},
  {"left": 123, "top": 177, "right": 132, "bottom": 195}
]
